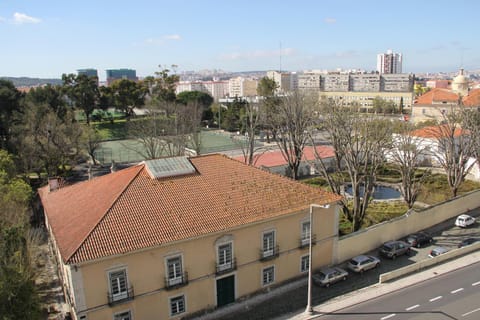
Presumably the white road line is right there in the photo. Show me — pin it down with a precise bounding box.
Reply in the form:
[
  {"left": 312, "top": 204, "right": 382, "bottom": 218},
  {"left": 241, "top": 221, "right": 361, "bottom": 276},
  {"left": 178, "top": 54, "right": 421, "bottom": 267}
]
[
  {"left": 451, "top": 288, "right": 464, "bottom": 294},
  {"left": 430, "top": 296, "right": 442, "bottom": 302},
  {"left": 472, "top": 281, "right": 480, "bottom": 286},
  {"left": 462, "top": 307, "right": 480, "bottom": 317},
  {"left": 406, "top": 304, "right": 419, "bottom": 311},
  {"left": 380, "top": 314, "right": 396, "bottom": 320}
]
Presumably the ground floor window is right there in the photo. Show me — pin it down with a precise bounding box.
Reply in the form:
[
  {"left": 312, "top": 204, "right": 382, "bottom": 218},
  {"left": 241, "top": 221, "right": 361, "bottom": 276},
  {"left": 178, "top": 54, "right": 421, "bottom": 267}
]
[
  {"left": 170, "top": 295, "right": 186, "bottom": 316},
  {"left": 113, "top": 310, "right": 131, "bottom": 320},
  {"left": 262, "top": 266, "right": 275, "bottom": 286},
  {"left": 301, "top": 255, "right": 309, "bottom": 273}
]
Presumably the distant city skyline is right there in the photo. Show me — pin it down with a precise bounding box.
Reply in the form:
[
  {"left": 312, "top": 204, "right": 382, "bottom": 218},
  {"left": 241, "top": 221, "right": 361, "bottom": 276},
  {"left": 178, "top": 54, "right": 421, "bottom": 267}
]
[{"left": 1, "top": 0, "right": 478, "bottom": 81}]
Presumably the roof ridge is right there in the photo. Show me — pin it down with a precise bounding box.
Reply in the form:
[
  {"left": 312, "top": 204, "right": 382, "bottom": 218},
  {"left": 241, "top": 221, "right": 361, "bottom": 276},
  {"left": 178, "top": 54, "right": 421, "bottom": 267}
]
[{"left": 65, "top": 164, "right": 145, "bottom": 263}]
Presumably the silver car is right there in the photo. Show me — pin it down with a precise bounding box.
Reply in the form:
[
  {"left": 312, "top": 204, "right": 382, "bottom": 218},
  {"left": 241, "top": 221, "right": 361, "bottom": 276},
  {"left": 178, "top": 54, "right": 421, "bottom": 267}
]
[
  {"left": 347, "top": 255, "right": 380, "bottom": 273},
  {"left": 313, "top": 267, "right": 348, "bottom": 287}
]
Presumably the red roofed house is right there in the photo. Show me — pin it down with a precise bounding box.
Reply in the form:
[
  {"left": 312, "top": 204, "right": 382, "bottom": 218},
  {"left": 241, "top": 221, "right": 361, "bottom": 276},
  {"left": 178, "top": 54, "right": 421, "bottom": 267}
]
[
  {"left": 412, "top": 69, "right": 480, "bottom": 124},
  {"left": 39, "top": 154, "right": 341, "bottom": 320},
  {"left": 234, "top": 145, "right": 336, "bottom": 177}
]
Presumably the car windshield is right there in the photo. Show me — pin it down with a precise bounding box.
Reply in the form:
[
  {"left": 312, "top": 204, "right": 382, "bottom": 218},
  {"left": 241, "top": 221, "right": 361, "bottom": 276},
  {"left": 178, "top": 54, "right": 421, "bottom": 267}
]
[
  {"left": 317, "top": 272, "right": 327, "bottom": 280},
  {"left": 349, "top": 259, "right": 359, "bottom": 265},
  {"left": 382, "top": 244, "right": 393, "bottom": 251}
]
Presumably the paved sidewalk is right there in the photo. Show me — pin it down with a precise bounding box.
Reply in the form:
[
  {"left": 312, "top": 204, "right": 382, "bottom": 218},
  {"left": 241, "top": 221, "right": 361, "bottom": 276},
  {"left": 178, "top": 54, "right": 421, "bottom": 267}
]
[{"left": 276, "top": 250, "right": 480, "bottom": 320}]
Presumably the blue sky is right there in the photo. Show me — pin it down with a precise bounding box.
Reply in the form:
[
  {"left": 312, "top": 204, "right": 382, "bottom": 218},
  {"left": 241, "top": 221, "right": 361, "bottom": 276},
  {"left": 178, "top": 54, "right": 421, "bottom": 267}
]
[{"left": 1, "top": 0, "right": 478, "bottom": 80}]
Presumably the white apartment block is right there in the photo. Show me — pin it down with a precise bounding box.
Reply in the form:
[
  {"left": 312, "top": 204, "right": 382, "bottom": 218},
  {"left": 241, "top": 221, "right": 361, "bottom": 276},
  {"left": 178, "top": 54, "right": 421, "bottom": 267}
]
[
  {"left": 228, "top": 77, "right": 258, "bottom": 98},
  {"left": 266, "top": 71, "right": 294, "bottom": 93},
  {"left": 377, "top": 49, "right": 403, "bottom": 74},
  {"left": 176, "top": 80, "right": 229, "bottom": 101}
]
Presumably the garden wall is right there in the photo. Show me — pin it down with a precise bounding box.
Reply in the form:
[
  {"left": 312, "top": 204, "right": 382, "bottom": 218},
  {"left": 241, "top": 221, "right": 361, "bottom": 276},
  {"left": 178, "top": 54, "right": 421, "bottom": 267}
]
[{"left": 335, "top": 190, "right": 480, "bottom": 264}]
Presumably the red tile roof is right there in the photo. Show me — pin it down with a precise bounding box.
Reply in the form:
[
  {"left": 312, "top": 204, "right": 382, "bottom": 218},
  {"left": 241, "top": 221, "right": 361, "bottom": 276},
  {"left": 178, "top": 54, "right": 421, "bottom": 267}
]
[
  {"left": 408, "top": 125, "right": 467, "bottom": 138},
  {"left": 39, "top": 154, "right": 341, "bottom": 264},
  {"left": 416, "top": 88, "right": 459, "bottom": 105},
  {"left": 463, "top": 88, "right": 480, "bottom": 106},
  {"left": 234, "top": 146, "right": 335, "bottom": 168}
]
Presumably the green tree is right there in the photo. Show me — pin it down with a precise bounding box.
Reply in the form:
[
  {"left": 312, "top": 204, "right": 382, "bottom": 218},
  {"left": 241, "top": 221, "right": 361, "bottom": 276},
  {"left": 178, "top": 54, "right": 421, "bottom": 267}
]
[
  {"left": 25, "top": 85, "right": 67, "bottom": 120},
  {"left": 0, "top": 80, "right": 23, "bottom": 151},
  {"left": 150, "top": 66, "right": 180, "bottom": 105},
  {"left": 257, "top": 77, "right": 280, "bottom": 143},
  {"left": 109, "top": 79, "right": 147, "bottom": 120},
  {"left": 62, "top": 74, "right": 100, "bottom": 125}
]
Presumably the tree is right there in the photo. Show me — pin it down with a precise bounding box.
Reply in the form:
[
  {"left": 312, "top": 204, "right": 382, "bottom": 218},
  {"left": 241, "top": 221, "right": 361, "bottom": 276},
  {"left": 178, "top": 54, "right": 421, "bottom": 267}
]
[
  {"left": 257, "top": 77, "right": 279, "bottom": 143},
  {"left": 24, "top": 85, "right": 68, "bottom": 120},
  {"left": 314, "top": 101, "right": 392, "bottom": 232},
  {"left": 270, "top": 90, "right": 317, "bottom": 180},
  {"left": 235, "top": 102, "right": 266, "bottom": 165},
  {"left": 388, "top": 122, "right": 431, "bottom": 208},
  {"left": 109, "top": 79, "right": 147, "bottom": 120},
  {"left": 150, "top": 66, "right": 180, "bottom": 105},
  {"left": 81, "top": 126, "right": 103, "bottom": 165},
  {"left": 62, "top": 74, "right": 100, "bottom": 125},
  {"left": 0, "top": 80, "right": 23, "bottom": 151},
  {"left": 430, "top": 111, "right": 476, "bottom": 198}
]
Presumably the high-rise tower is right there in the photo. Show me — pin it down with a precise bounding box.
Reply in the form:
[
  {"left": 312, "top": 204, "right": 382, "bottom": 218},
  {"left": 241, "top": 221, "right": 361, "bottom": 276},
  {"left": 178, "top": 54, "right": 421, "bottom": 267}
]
[{"left": 377, "top": 49, "right": 403, "bottom": 74}]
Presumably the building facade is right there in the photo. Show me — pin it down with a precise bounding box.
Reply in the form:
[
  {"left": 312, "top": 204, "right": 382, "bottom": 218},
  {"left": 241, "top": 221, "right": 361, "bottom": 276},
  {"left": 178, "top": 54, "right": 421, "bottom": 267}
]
[
  {"left": 377, "top": 49, "right": 403, "bottom": 74},
  {"left": 106, "top": 69, "right": 138, "bottom": 86},
  {"left": 39, "top": 155, "right": 341, "bottom": 320}
]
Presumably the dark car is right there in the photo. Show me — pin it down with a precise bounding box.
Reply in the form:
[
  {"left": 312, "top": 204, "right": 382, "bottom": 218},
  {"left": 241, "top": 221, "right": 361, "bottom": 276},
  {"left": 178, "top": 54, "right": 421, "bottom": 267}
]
[
  {"left": 313, "top": 267, "right": 348, "bottom": 287},
  {"left": 458, "top": 238, "right": 479, "bottom": 248},
  {"left": 379, "top": 240, "right": 411, "bottom": 259},
  {"left": 405, "top": 232, "right": 433, "bottom": 248}
]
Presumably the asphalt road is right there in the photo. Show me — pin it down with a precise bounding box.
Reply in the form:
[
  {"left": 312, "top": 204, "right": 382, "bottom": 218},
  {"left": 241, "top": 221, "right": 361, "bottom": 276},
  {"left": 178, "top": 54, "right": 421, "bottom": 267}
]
[{"left": 315, "top": 262, "right": 480, "bottom": 320}]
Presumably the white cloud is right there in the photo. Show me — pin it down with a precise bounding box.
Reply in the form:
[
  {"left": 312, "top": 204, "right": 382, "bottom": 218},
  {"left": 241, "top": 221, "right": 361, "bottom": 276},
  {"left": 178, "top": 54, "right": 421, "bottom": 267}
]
[
  {"left": 13, "top": 12, "right": 41, "bottom": 24},
  {"left": 221, "top": 48, "right": 295, "bottom": 61},
  {"left": 143, "top": 34, "right": 181, "bottom": 46},
  {"left": 163, "top": 34, "right": 181, "bottom": 41},
  {"left": 324, "top": 17, "right": 337, "bottom": 24}
]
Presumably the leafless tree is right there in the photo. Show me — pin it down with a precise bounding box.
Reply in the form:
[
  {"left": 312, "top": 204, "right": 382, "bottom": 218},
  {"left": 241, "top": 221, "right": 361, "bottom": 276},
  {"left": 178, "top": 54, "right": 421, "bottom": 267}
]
[
  {"left": 388, "top": 122, "right": 431, "bottom": 208},
  {"left": 313, "top": 101, "right": 392, "bottom": 232},
  {"left": 269, "top": 90, "right": 317, "bottom": 179}
]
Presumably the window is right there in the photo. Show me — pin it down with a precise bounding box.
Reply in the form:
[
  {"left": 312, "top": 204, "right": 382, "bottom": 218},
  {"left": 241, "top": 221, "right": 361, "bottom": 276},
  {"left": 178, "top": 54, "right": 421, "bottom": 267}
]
[
  {"left": 301, "top": 221, "right": 310, "bottom": 245},
  {"left": 262, "top": 231, "right": 275, "bottom": 257},
  {"left": 114, "top": 311, "right": 131, "bottom": 320},
  {"left": 166, "top": 256, "right": 183, "bottom": 286},
  {"left": 262, "top": 266, "right": 275, "bottom": 285},
  {"left": 170, "top": 295, "right": 186, "bottom": 316},
  {"left": 301, "top": 255, "right": 309, "bottom": 273},
  {"left": 218, "top": 243, "right": 233, "bottom": 271},
  {"left": 109, "top": 269, "right": 128, "bottom": 301}
]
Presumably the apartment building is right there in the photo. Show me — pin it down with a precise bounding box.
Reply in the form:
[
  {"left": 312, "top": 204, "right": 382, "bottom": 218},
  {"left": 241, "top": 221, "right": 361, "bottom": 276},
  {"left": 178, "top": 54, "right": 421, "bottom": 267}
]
[
  {"left": 176, "top": 80, "right": 229, "bottom": 101},
  {"left": 39, "top": 154, "right": 341, "bottom": 320},
  {"left": 228, "top": 77, "right": 258, "bottom": 97},
  {"left": 377, "top": 49, "right": 403, "bottom": 74}
]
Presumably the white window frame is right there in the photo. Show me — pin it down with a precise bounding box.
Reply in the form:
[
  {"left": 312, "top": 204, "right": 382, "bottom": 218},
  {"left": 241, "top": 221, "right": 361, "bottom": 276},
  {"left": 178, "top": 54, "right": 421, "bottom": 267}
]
[
  {"left": 169, "top": 294, "right": 186, "bottom": 316},
  {"left": 262, "top": 230, "right": 275, "bottom": 258},
  {"left": 301, "top": 220, "right": 310, "bottom": 246},
  {"left": 300, "top": 255, "right": 309, "bottom": 273},
  {"left": 262, "top": 265, "right": 275, "bottom": 286},
  {"left": 217, "top": 242, "right": 233, "bottom": 272},
  {"left": 165, "top": 255, "right": 184, "bottom": 287},
  {"left": 113, "top": 310, "right": 131, "bottom": 320},
  {"left": 108, "top": 268, "right": 128, "bottom": 302}
]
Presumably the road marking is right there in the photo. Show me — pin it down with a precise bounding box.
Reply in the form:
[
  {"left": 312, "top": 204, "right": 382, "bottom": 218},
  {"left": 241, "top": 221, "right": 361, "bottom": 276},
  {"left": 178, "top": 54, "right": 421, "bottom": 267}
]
[
  {"left": 472, "top": 281, "right": 480, "bottom": 286},
  {"left": 430, "top": 296, "right": 442, "bottom": 302},
  {"left": 406, "top": 304, "right": 419, "bottom": 311},
  {"left": 381, "top": 314, "right": 396, "bottom": 320},
  {"left": 451, "top": 288, "right": 464, "bottom": 294},
  {"left": 462, "top": 307, "right": 480, "bottom": 317}
]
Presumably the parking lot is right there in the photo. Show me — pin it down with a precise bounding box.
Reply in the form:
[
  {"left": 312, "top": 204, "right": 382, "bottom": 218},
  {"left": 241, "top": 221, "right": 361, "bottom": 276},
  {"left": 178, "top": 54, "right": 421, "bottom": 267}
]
[{"left": 210, "top": 209, "right": 480, "bottom": 320}]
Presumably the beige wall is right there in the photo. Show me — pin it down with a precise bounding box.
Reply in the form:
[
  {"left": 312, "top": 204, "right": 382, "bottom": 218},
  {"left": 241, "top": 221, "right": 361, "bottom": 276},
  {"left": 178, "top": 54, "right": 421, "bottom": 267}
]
[
  {"left": 63, "top": 205, "right": 338, "bottom": 320},
  {"left": 336, "top": 190, "right": 480, "bottom": 263}
]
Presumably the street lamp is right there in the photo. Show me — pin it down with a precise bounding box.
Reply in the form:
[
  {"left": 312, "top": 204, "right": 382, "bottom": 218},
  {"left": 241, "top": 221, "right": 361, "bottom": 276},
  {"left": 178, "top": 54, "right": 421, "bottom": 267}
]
[{"left": 305, "top": 203, "right": 330, "bottom": 315}]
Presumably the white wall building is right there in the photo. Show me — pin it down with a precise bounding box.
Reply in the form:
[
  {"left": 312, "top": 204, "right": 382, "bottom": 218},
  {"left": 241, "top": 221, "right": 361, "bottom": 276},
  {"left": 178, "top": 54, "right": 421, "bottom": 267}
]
[{"left": 377, "top": 49, "right": 403, "bottom": 74}]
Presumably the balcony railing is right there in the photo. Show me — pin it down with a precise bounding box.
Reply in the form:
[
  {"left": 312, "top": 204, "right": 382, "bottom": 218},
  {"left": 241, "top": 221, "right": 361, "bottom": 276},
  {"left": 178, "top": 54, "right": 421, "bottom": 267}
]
[
  {"left": 107, "top": 286, "right": 134, "bottom": 306},
  {"left": 216, "top": 258, "right": 237, "bottom": 275},
  {"left": 299, "top": 234, "right": 317, "bottom": 248},
  {"left": 259, "top": 245, "right": 280, "bottom": 261},
  {"left": 164, "top": 272, "right": 189, "bottom": 290}
]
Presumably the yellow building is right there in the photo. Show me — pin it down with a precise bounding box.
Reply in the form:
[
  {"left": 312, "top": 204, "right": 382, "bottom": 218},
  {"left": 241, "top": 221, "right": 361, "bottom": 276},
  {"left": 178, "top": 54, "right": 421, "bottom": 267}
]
[{"left": 39, "top": 154, "right": 341, "bottom": 320}]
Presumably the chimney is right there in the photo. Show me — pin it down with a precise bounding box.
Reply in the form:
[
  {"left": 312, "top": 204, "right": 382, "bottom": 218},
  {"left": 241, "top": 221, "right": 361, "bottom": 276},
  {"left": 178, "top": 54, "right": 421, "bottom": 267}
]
[{"left": 48, "top": 177, "right": 60, "bottom": 192}]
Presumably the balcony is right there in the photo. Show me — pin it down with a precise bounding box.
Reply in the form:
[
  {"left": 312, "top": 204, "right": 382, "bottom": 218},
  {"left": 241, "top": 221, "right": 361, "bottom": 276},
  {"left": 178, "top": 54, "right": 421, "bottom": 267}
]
[
  {"left": 216, "top": 258, "right": 237, "bottom": 275},
  {"left": 164, "top": 272, "right": 189, "bottom": 290},
  {"left": 107, "top": 286, "right": 134, "bottom": 306},
  {"left": 299, "top": 234, "right": 317, "bottom": 249},
  {"left": 259, "top": 245, "right": 280, "bottom": 261}
]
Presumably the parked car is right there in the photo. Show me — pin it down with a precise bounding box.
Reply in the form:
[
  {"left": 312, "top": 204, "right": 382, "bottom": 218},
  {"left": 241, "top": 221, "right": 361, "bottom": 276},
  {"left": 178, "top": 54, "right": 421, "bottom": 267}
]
[
  {"left": 347, "top": 255, "right": 380, "bottom": 273},
  {"left": 379, "top": 240, "right": 411, "bottom": 259},
  {"left": 429, "top": 246, "right": 449, "bottom": 258},
  {"left": 458, "top": 238, "right": 479, "bottom": 248},
  {"left": 313, "top": 267, "right": 348, "bottom": 287},
  {"left": 455, "top": 214, "right": 476, "bottom": 228},
  {"left": 405, "top": 232, "right": 433, "bottom": 248}
]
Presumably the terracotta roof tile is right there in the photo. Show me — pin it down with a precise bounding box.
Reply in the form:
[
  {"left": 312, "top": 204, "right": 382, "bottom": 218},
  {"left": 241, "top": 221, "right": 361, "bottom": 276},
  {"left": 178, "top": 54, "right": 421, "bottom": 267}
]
[
  {"left": 409, "top": 125, "right": 467, "bottom": 139},
  {"left": 39, "top": 154, "right": 341, "bottom": 264},
  {"left": 416, "top": 88, "right": 459, "bottom": 105},
  {"left": 463, "top": 89, "right": 480, "bottom": 107}
]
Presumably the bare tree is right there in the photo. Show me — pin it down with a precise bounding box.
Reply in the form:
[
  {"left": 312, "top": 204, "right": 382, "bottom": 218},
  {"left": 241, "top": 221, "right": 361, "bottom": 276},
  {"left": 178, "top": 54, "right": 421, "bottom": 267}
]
[
  {"left": 269, "top": 90, "right": 317, "bottom": 179},
  {"left": 388, "top": 122, "right": 431, "bottom": 208},
  {"left": 81, "top": 126, "right": 103, "bottom": 164},
  {"left": 430, "top": 110, "right": 476, "bottom": 198},
  {"left": 314, "top": 101, "right": 392, "bottom": 232}
]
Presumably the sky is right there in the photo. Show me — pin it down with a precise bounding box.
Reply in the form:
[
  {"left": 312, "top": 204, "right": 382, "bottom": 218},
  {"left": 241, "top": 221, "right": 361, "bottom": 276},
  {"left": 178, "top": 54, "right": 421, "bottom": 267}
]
[{"left": 1, "top": 0, "right": 479, "bottom": 81}]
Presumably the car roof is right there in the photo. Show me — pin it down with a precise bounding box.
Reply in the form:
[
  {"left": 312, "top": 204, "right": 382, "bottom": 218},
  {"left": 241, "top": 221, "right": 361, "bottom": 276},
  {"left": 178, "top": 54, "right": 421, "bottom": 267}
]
[
  {"left": 457, "top": 214, "right": 472, "bottom": 218},
  {"left": 432, "top": 246, "right": 448, "bottom": 252},
  {"left": 351, "top": 255, "right": 371, "bottom": 262}
]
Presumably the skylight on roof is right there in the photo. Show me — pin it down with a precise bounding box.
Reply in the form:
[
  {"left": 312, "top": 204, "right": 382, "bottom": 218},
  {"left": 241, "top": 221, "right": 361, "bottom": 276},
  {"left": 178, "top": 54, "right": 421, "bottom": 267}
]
[{"left": 144, "top": 157, "right": 196, "bottom": 179}]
